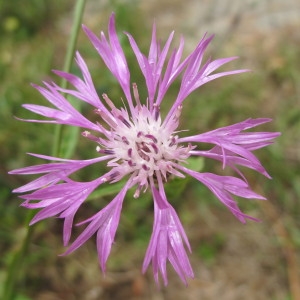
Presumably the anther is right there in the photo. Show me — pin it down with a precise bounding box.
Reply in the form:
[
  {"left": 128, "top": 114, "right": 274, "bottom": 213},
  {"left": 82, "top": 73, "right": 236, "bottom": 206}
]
[
  {"left": 128, "top": 160, "right": 136, "bottom": 167},
  {"left": 139, "top": 152, "right": 150, "bottom": 162},
  {"left": 133, "top": 83, "right": 141, "bottom": 109},
  {"left": 175, "top": 105, "right": 183, "bottom": 120},
  {"left": 122, "top": 136, "right": 129, "bottom": 145},
  {"left": 98, "top": 149, "right": 115, "bottom": 155},
  {"left": 107, "top": 171, "right": 120, "bottom": 181},
  {"left": 141, "top": 142, "right": 151, "bottom": 153},
  {"left": 82, "top": 131, "right": 100, "bottom": 142},
  {"left": 101, "top": 170, "right": 119, "bottom": 183},
  {"left": 142, "top": 164, "right": 150, "bottom": 171},
  {"left": 153, "top": 104, "right": 160, "bottom": 121},
  {"left": 118, "top": 115, "right": 131, "bottom": 128},
  {"left": 133, "top": 184, "right": 143, "bottom": 198},
  {"left": 94, "top": 108, "right": 116, "bottom": 128},
  {"left": 150, "top": 143, "right": 159, "bottom": 154},
  {"left": 102, "top": 93, "right": 117, "bottom": 111},
  {"left": 169, "top": 136, "right": 176, "bottom": 146},
  {"left": 137, "top": 131, "right": 143, "bottom": 138},
  {"left": 145, "top": 134, "right": 157, "bottom": 143},
  {"left": 128, "top": 148, "right": 133, "bottom": 157}
]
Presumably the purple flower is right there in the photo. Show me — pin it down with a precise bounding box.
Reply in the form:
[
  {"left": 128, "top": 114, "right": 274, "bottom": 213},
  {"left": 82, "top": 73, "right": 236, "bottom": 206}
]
[{"left": 10, "top": 13, "right": 280, "bottom": 286}]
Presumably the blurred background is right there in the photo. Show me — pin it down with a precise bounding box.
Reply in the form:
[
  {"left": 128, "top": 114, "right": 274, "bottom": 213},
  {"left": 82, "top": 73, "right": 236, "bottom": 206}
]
[{"left": 1, "top": 0, "right": 300, "bottom": 299}]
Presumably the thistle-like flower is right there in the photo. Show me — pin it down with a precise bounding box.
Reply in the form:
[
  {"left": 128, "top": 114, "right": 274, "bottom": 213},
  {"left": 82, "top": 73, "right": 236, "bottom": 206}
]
[{"left": 10, "top": 13, "right": 280, "bottom": 286}]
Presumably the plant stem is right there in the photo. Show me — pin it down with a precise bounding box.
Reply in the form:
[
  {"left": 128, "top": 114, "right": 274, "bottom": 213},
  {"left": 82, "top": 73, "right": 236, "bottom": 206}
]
[
  {"left": 3, "top": 211, "right": 35, "bottom": 300},
  {"left": 52, "top": 0, "right": 86, "bottom": 157},
  {"left": 3, "top": 1, "right": 86, "bottom": 299}
]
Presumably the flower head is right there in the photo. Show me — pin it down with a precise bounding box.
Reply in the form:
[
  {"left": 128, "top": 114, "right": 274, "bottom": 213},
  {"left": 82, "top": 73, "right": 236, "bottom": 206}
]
[{"left": 10, "top": 13, "right": 280, "bottom": 286}]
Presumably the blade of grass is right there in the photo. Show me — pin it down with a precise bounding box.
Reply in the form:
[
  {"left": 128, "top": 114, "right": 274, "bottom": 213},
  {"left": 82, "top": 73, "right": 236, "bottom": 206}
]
[{"left": 52, "top": 0, "right": 86, "bottom": 158}]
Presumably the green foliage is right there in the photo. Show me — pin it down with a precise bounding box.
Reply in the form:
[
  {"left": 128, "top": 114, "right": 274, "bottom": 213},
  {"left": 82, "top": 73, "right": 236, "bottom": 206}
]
[
  {"left": 0, "top": 0, "right": 70, "bottom": 38},
  {"left": 196, "top": 233, "right": 226, "bottom": 264}
]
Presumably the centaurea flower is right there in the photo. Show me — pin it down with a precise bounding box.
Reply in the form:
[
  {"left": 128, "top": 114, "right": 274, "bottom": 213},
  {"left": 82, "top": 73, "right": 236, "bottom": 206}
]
[{"left": 10, "top": 13, "right": 280, "bottom": 286}]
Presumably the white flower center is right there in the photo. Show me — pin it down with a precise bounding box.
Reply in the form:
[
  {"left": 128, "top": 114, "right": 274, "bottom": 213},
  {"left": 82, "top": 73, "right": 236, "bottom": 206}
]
[
  {"left": 112, "top": 107, "right": 179, "bottom": 176},
  {"left": 85, "top": 90, "right": 192, "bottom": 197}
]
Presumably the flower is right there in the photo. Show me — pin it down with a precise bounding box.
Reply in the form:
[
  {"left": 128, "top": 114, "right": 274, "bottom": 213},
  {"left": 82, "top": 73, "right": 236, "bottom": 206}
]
[{"left": 10, "top": 13, "right": 280, "bottom": 286}]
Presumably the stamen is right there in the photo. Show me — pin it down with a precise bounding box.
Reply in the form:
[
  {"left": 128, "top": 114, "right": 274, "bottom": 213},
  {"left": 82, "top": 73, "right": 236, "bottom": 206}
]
[
  {"left": 117, "top": 115, "right": 131, "bottom": 128},
  {"left": 107, "top": 171, "right": 120, "bottom": 181},
  {"left": 122, "top": 136, "right": 129, "bottom": 145},
  {"left": 101, "top": 170, "right": 120, "bottom": 183},
  {"left": 133, "top": 83, "right": 141, "bottom": 109},
  {"left": 97, "top": 149, "right": 115, "bottom": 155},
  {"left": 102, "top": 93, "right": 117, "bottom": 111},
  {"left": 82, "top": 131, "right": 90, "bottom": 137},
  {"left": 94, "top": 108, "right": 116, "bottom": 128},
  {"left": 128, "top": 160, "right": 136, "bottom": 167},
  {"left": 150, "top": 143, "right": 159, "bottom": 154},
  {"left": 133, "top": 184, "right": 143, "bottom": 198},
  {"left": 175, "top": 105, "right": 183, "bottom": 120},
  {"left": 139, "top": 151, "right": 150, "bottom": 162},
  {"left": 128, "top": 148, "right": 133, "bottom": 157},
  {"left": 169, "top": 136, "right": 176, "bottom": 146},
  {"left": 142, "top": 164, "right": 150, "bottom": 171},
  {"left": 145, "top": 134, "right": 157, "bottom": 143},
  {"left": 137, "top": 131, "right": 143, "bottom": 138},
  {"left": 97, "top": 137, "right": 110, "bottom": 147},
  {"left": 153, "top": 104, "right": 160, "bottom": 121},
  {"left": 82, "top": 131, "right": 100, "bottom": 142},
  {"left": 140, "top": 142, "right": 151, "bottom": 153},
  {"left": 136, "top": 142, "right": 151, "bottom": 161}
]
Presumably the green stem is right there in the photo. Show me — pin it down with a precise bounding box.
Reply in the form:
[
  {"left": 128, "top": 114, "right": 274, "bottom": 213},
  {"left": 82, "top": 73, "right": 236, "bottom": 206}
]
[
  {"left": 3, "top": 211, "right": 35, "bottom": 300},
  {"left": 3, "top": 1, "right": 86, "bottom": 299},
  {"left": 52, "top": 0, "right": 86, "bottom": 157}
]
